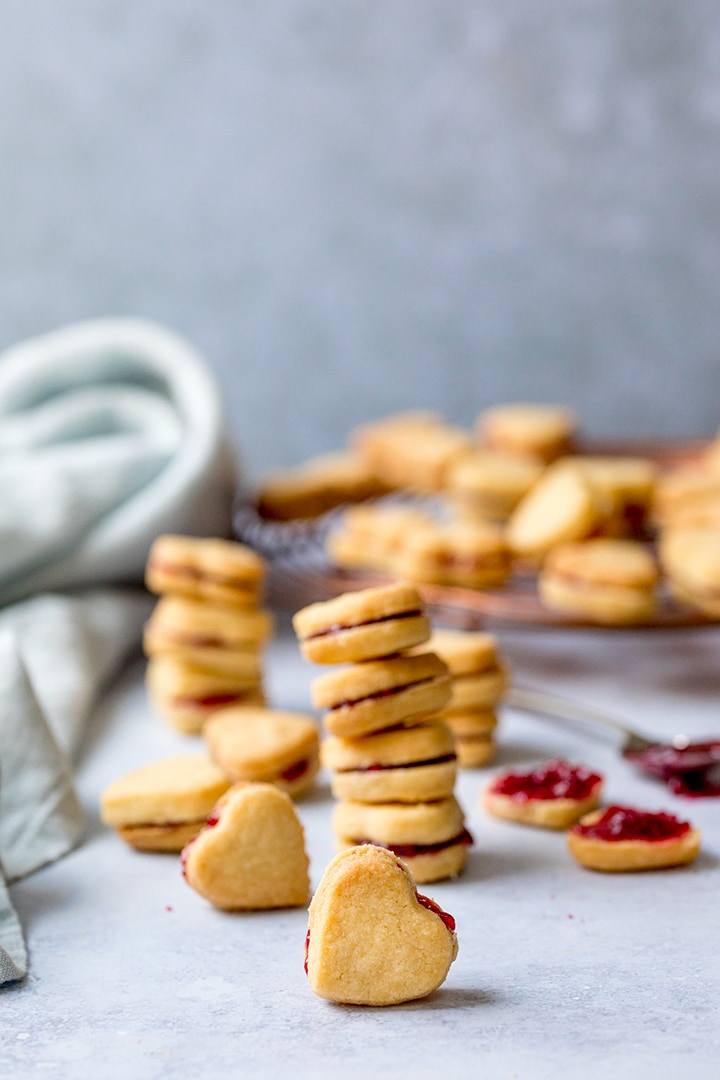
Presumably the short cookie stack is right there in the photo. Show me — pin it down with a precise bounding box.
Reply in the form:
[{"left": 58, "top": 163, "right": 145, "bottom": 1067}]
[
  {"left": 143, "top": 534, "right": 273, "bottom": 734},
  {"left": 293, "top": 581, "right": 472, "bottom": 884},
  {"left": 418, "top": 629, "right": 509, "bottom": 768}
]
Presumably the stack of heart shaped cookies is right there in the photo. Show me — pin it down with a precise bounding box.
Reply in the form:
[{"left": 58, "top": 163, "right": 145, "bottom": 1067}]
[
  {"left": 293, "top": 580, "right": 473, "bottom": 883},
  {"left": 143, "top": 534, "right": 274, "bottom": 733}
]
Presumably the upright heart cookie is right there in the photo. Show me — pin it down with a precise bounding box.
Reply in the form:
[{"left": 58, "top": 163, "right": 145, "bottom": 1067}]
[
  {"left": 305, "top": 844, "right": 458, "bottom": 1006},
  {"left": 182, "top": 782, "right": 309, "bottom": 910}
]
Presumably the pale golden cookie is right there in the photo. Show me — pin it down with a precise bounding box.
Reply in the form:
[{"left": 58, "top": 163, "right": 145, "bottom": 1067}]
[
  {"left": 567, "top": 805, "right": 701, "bottom": 872},
  {"left": 653, "top": 463, "right": 720, "bottom": 528},
  {"left": 204, "top": 706, "right": 320, "bottom": 798},
  {"left": 312, "top": 652, "right": 452, "bottom": 738},
  {"left": 293, "top": 581, "right": 430, "bottom": 664},
  {"left": 477, "top": 402, "right": 578, "bottom": 463},
  {"left": 256, "top": 450, "right": 390, "bottom": 521},
  {"left": 306, "top": 844, "right": 458, "bottom": 1006},
  {"left": 483, "top": 760, "right": 603, "bottom": 829},
  {"left": 421, "top": 628, "right": 502, "bottom": 677},
  {"left": 395, "top": 519, "right": 511, "bottom": 590},
  {"left": 145, "top": 534, "right": 265, "bottom": 607},
  {"left": 439, "top": 708, "right": 498, "bottom": 768},
  {"left": 182, "top": 782, "right": 310, "bottom": 910},
  {"left": 100, "top": 754, "right": 231, "bottom": 853},
  {"left": 539, "top": 539, "right": 659, "bottom": 625},
  {"left": 507, "top": 461, "right": 609, "bottom": 562},
  {"left": 146, "top": 656, "right": 264, "bottom": 735},
  {"left": 333, "top": 795, "right": 470, "bottom": 883},
  {"left": 351, "top": 411, "right": 472, "bottom": 491},
  {"left": 446, "top": 448, "right": 545, "bottom": 520},
  {"left": 658, "top": 527, "right": 720, "bottom": 617},
  {"left": 563, "top": 455, "right": 657, "bottom": 537},
  {"left": 143, "top": 595, "right": 271, "bottom": 676},
  {"left": 326, "top": 504, "right": 437, "bottom": 573},
  {"left": 322, "top": 720, "right": 457, "bottom": 803}
]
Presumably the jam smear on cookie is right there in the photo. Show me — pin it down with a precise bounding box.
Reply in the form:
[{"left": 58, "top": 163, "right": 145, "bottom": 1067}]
[
  {"left": 490, "top": 760, "right": 602, "bottom": 803},
  {"left": 572, "top": 805, "right": 692, "bottom": 843},
  {"left": 415, "top": 893, "right": 456, "bottom": 934}
]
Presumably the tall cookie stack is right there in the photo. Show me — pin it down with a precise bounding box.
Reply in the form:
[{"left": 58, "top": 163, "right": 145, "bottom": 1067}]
[
  {"left": 419, "top": 630, "right": 509, "bottom": 768},
  {"left": 143, "top": 534, "right": 273, "bottom": 734},
  {"left": 293, "top": 581, "right": 472, "bottom": 884}
]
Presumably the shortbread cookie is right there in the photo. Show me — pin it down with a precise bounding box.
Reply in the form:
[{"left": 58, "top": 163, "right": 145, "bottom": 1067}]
[
  {"left": 312, "top": 652, "right": 452, "bottom": 739},
  {"left": 352, "top": 411, "right": 472, "bottom": 491},
  {"left": 483, "top": 760, "right": 603, "bottom": 829},
  {"left": 440, "top": 709, "right": 498, "bottom": 767},
  {"left": 100, "top": 754, "right": 231, "bottom": 852},
  {"left": 658, "top": 527, "right": 720, "bottom": 617},
  {"left": 326, "top": 504, "right": 437, "bottom": 574},
  {"left": 477, "top": 402, "right": 578, "bottom": 463},
  {"left": 420, "top": 628, "right": 508, "bottom": 705},
  {"left": 182, "top": 782, "right": 310, "bottom": 909},
  {"left": 333, "top": 795, "right": 471, "bottom": 883},
  {"left": 395, "top": 519, "right": 511, "bottom": 590},
  {"left": 293, "top": 581, "right": 430, "bottom": 664},
  {"left": 204, "top": 706, "right": 320, "bottom": 798},
  {"left": 306, "top": 844, "right": 458, "bottom": 1006},
  {"left": 256, "top": 450, "right": 390, "bottom": 521},
  {"left": 567, "top": 805, "right": 701, "bottom": 872},
  {"left": 143, "top": 595, "right": 272, "bottom": 676},
  {"left": 446, "top": 449, "right": 545, "bottom": 521},
  {"left": 146, "top": 656, "right": 264, "bottom": 734},
  {"left": 322, "top": 720, "right": 457, "bottom": 803},
  {"left": 507, "top": 461, "right": 609, "bottom": 562},
  {"left": 653, "top": 463, "right": 720, "bottom": 528},
  {"left": 146, "top": 534, "right": 265, "bottom": 608},
  {"left": 538, "top": 539, "right": 659, "bottom": 625},
  {"left": 564, "top": 455, "right": 657, "bottom": 537}
]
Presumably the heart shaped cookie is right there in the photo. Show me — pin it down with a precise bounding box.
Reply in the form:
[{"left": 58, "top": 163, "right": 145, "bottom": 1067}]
[
  {"left": 182, "top": 782, "right": 309, "bottom": 910},
  {"left": 305, "top": 844, "right": 458, "bottom": 1006}
]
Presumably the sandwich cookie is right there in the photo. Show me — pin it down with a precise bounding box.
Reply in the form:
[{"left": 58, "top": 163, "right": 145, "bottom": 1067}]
[
  {"left": 182, "top": 782, "right": 310, "bottom": 909},
  {"left": 146, "top": 656, "right": 264, "bottom": 735},
  {"left": 538, "top": 539, "right": 659, "bottom": 625},
  {"left": 351, "top": 411, "right": 472, "bottom": 492},
  {"left": 146, "top": 534, "right": 266, "bottom": 608},
  {"left": 321, "top": 720, "right": 457, "bottom": 804},
  {"left": 312, "top": 651, "right": 452, "bottom": 739},
  {"left": 204, "top": 706, "right": 320, "bottom": 799},
  {"left": 305, "top": 844, "right": 458, "bottom": 1006},
  {"left": 326, "top": 504, "right": 436, "bottom": 574},
  {"left": 567, "top": 805, "right": 701, "bottom": 872},
  {"left": 395, "top": 519, "right": 511, "bottom": 590},
  {"left": 419, "top": 629, "right": 509, "bottom": 768},
  {"left": 256, "top": 450, "right": 390, "bottom": 521},
  {"left": 143, "top": 595, "right": 273, "bottom": 676},
  {"left": 332, "top": 795, "right": 472, "bottom": 883},
  {"left": 476, "top": 402, "right": 578, "bottom": 463},
  {"left": 483, "top": 760, "right": 603, "bottom": 829},
  {"left": 563, "top": 455, "right": 657, "bottom": 538},
  {"left": 659, "top": 527, "right": 720, "bottom": 618},
  {"left": 446, "top": 448, "right": 545, "bottom": 522},
  {"left": 293, "top": 581, "right": 431, "bottom": 665},
  {"left": 506, "top": 461, "right": 609, "bottom": 563},
  {"left": 100, "top": 754, "right": 231, "bottom": 852}
]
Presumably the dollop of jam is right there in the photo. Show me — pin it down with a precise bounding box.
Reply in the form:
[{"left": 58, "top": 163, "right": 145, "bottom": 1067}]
[
  {"left": 415, "top": 893, "right": 456, "bottom": 934},
  {"left": 572, "top": 805, "right": 692, "bottom": 843},
  {"left": 491, "top": 760, "right": 602, "bottom": 803},
  {"left": 624, "top": 741, "right": 720, "bottom": 798}
]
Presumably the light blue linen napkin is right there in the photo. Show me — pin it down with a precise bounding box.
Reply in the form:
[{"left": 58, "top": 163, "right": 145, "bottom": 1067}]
[{"left": 0, "top": 318, "right": 238, "bottom": 985}]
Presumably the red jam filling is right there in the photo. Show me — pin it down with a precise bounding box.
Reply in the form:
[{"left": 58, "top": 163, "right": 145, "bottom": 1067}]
[
  {"left": 572, "top": 805, "right": 692, "bottom": 843},
  {"left": 180, "top": 810, "right": 221, "bottom": 880},
  {"left": 339, "top": 753, "right": 457, "bottom": 774},
  {"left": 149, "top": 559, "right": 256, "bottom": 591},
  {"left": 355, "top": 828, "right": 474, "bottom": 859},
  {"left": 305, "top": 610, "right": 423, "bottom": 640},
  {"left": 415, "top": 892, "right": 456, "bottom": 934},
  {"left": 624, "top": 741, "right": 720, "bottom": 798},
  {"left": 491, "top": 760, "right": 602, "bottom": 803},
  {"left": 175, "top": 692, "right": 252, "bottom": 709},
  {"left": 280, "top": 758, "right": 309, "bottom": 783},
  {"left": 304, "top": 928, "right": 311, "bottom": 975},
  {"left": 332, "top": 676, "right": 437, "bottom": 711}
]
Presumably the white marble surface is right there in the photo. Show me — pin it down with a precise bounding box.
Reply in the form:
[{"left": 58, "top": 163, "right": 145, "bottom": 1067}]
[{"left": 4, "top": 613, "right": 720, "bottom": 1079}]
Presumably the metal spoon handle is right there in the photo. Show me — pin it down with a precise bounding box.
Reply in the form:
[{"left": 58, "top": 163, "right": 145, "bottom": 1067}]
[{"left": 505, "top": 685, "right": 652, "bottom": 752}]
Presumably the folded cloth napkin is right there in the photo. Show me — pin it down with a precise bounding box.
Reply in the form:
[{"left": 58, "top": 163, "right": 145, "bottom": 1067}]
[{"left": 0, "top": 318, "right": 238, "bottom": 984}]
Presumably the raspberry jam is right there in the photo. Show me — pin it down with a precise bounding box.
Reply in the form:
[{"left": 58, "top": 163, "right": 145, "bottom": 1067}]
[
  {"left": 355, "top": 829, "right": 474, "bottom": 859},
  {"left": 304, "top": 928, "right": 311, "bottom": 975},
  {"left": 490, "top": 760, "right": 602, "bottom": 803},
  {"left": 415, "top": 893, "right": 456, "bottom": 934},
  {"left": 572, "top": 805, "right": 692, "bottom": 843},
  {"left": 624, "top": 741, "right": 720, "bottom": 798},
  {"left": 281, "top": 758, "right": 309, "bottom": 783}
]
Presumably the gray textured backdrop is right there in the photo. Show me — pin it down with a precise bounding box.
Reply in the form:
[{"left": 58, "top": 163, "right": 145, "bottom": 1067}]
[{"left": 1, "top": 2, "right": 719, "bottom": 482}]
